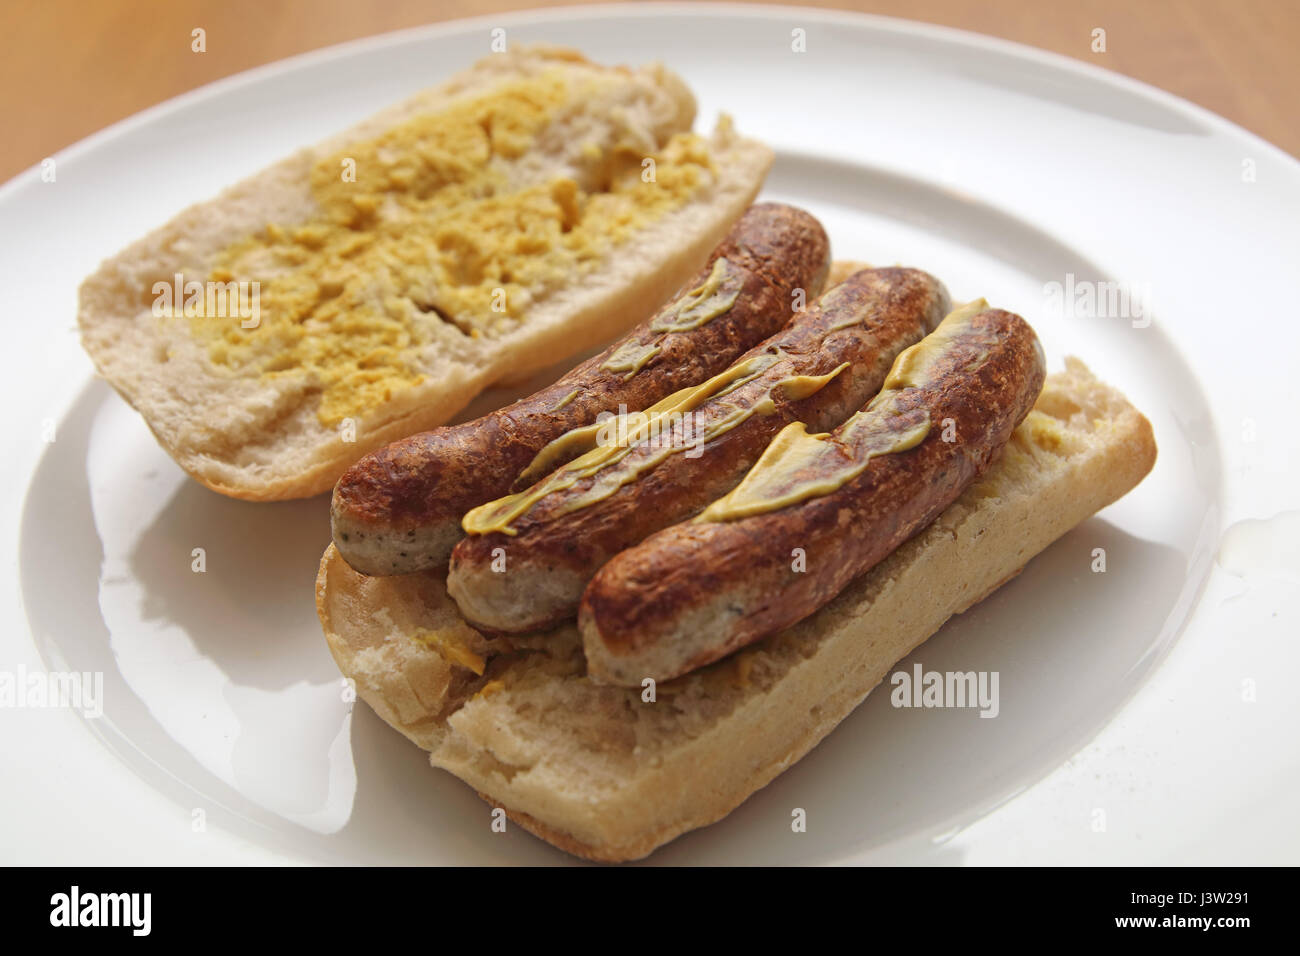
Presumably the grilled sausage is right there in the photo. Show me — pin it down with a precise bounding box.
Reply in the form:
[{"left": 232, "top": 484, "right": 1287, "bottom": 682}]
[
  {"left": 447, "top": 269, "right": 950, "bottom": 632},
  {"left": 331, "top": 203, "right": 831, "bottom": 575},
  {"left": 578, "top": 301, "right": 1046, "bottom": 685}
]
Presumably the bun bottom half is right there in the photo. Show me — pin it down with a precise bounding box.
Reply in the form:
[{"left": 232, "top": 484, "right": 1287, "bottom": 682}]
[{"left": 316, "top": 358, "right": 1156, "bottom": 861}]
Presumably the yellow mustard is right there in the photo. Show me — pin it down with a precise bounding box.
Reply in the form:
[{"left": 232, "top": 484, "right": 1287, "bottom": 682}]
[
  {"left": 695, "top": 401, "right": 931, "bottom": 522},
  {"left": 190, "top": 70, "right": 719, "bottom": 426},
  {"left": 596, "top": 256, "right": 744, "bottom": 382},
  {"left": 466, "top": 350, "right": 856, "bottom": 534},
  {"left": 600, "top": 340, "right": 663, "bottom": 380},
  {"left": 696, "top": 300, "right": 991, "bottom": 522},
  {"left": 462, "top": 353, "right": 780, "bottom": 535},
  {"left": 880, "top": 298, "right": 989, "bottom": 390},
  {"left": 648, "top": 257, "right": 742, "bottom": 333},
  {"left": 547, "top": 388, "right": 580, "bottom": 413},
  {"left": 751, "top": 362, "right": 849, "bottom": 415}
]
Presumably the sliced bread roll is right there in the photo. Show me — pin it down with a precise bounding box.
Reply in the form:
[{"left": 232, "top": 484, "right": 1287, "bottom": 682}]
[
  {"left": 316, "top": 357, "right": 1157, "bottom": 861},
  {"left": 78, "top": 46, "right": 773, "bottom": 500}
]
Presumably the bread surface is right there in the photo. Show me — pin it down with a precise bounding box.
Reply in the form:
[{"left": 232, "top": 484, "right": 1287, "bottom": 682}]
[
  {"left": 317, "top": 356, "right": 1157, "bottom": 861},
  {"left": 79, "top": 46, "right": 772, "bottom": 500}
]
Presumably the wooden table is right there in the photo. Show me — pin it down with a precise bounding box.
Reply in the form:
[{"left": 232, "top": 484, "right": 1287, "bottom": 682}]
[{"left": 3, "top": 0, "right": 1296, "bottom": 183}]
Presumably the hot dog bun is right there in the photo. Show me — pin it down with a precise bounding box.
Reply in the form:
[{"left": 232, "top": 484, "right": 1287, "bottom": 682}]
[
  {"left": 316, "top": 356, "right": 1156, "bottom": 861},
  {"left": 78, "top": 46, "right": 772, "bottom": 500}
]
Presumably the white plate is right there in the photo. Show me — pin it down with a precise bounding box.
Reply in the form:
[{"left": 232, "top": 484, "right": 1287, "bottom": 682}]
[{"left": 3, "top": 3, "right": 1297, "bottom": 865}]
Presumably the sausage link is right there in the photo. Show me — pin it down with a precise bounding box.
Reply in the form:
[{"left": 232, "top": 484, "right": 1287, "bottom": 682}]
[
  {"left": 331, "top": 203, "right": 831, "bottom": 575},
  {"left": 578, "top": 303, "right": 1046, "bottom": 685},
  {"left": 447, "top": 268, "right": 950, "bottom": 633}
]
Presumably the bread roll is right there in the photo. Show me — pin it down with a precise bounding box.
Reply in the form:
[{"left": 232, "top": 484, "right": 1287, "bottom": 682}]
[
  {"left": 78, "top": 46, "right": 772, "bottom": 500},
  {"left": 316, "top": 357, "right": 1156, "bottom": 861}
]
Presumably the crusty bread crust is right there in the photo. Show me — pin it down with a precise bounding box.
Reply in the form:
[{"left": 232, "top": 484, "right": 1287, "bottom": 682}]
[
  {"left": 317, "top": 356, "right": 1156, "bottom": 861},
  {"left": 78, "top": 46, "right": 772, "bottom": 501}
]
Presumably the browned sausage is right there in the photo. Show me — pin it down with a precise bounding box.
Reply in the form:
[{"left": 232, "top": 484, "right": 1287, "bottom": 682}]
[
  {"left": 331, "top": 203, "right": 830, "bottom": 575},
  {"left": 578, "top": 302, "right": 1046, "bottom": 685},
  {"left": 446, "top": 268, "right": 950, "bottom": 633}
]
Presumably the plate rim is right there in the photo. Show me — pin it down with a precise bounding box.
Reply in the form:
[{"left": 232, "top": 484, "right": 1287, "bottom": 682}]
[
  {"left": 2, "top": 1, "right": 1292, "bottom": 865},
  {"left": 2, "top": 1, "right": 1297, "bottom": 202}
]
